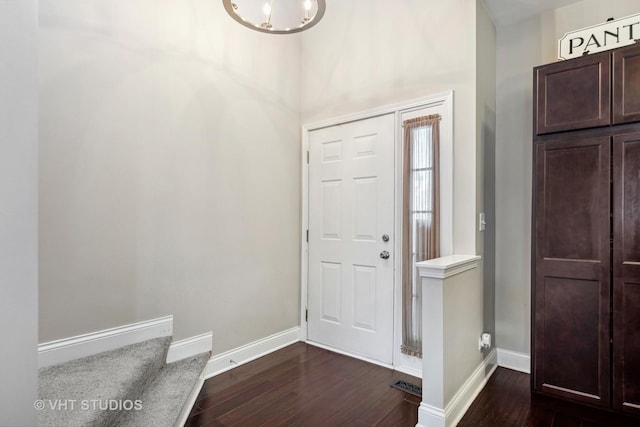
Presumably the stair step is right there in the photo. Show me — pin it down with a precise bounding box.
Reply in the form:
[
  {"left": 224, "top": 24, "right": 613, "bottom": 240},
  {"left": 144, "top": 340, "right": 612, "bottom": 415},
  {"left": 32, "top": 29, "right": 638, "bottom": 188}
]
[
  {"left": 117, "top": 352, "right": 209, "bottom": 427},
  {"left": 38, "top": 336, "right": 172, "bottom": 427}
]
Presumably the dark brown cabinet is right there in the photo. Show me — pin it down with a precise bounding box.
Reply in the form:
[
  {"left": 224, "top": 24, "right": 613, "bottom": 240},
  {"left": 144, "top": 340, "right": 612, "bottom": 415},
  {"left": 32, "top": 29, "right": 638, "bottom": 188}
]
[
  {"left": 533, "top": 136, "right": 611, "bottom": 407},
  {"left": 535, "top": 51, "right": 610, "bottom": 135},
  {"left": 535, "top": 43, "right": 640, "bottom": 133},
  {"left": 533, "top": 43, "right": 640, "bottom": 417},
  {"left": 613, "top": 47, "right": 640, "bottom": 124},
  {"left": 613, "top": 132, "right": 640, "bottom": 416}
]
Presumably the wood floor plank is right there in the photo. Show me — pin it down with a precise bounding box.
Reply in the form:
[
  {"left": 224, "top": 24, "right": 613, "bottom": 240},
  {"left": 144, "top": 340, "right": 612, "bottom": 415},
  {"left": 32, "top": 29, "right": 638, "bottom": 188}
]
[
  {"left": 187, "top": 343, "right": 640, "bottom": 427},
  {"left": 347, "top": 386, "right": 416, "bottom": 425},
  {"left": 187, "top": 343, "right": 419, "bottom": 427},
  {"left": 195, "top": 380, "right": 279, "bottom": 418},
  {"left": 195, "top": 346, "right": 341, "bottom": 419},
  {"left": 256, "top": 369, "right": 345, "bottom": 426},
  {"left": 375, "top": 399, "right": 419, "bottom": 427},
  {"left": 460, "top": 368, "right": 640, "bottom": 427},
  {"left": 197, "top": 343, "right": 322, "bottom": 398},
  {"left": 459, "top": 367, "right": 530, "bottom": 426}
]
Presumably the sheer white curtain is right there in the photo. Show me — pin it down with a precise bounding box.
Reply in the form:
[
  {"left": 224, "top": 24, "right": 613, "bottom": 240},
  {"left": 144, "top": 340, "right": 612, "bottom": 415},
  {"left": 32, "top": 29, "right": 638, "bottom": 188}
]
[{"left": 401, "top": 115, "right": 440, "bottom": 357}]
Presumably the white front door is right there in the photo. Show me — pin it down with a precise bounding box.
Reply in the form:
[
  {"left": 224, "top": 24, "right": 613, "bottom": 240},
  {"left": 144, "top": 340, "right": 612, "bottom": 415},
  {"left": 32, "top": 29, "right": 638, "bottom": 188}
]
[{"left": 307, "top": 113, "right": 395, "bottom": 364}]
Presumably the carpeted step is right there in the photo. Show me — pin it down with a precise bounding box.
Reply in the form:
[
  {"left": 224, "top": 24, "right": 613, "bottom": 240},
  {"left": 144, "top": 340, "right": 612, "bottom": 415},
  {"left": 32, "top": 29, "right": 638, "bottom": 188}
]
[
  {"left": 116, "top": 352, "right": 210, "bottom": 427},
  {"left": 38, "top": 336, "right": 172, "bottom": 427}
]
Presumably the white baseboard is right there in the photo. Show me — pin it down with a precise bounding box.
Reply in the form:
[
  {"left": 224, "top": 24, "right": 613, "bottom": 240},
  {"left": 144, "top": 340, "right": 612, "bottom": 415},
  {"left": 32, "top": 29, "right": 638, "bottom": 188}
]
[
  {"left": 204, "top": 327, "right": 301, "bottom": 379},
  {"left": 393, "top": 364, "right": 423, "bottom": 379},
  {"left": 445, "top": 348, "right": 498, "bottom": 427},
  {"left": 305, "top": 340, "right": 423, "bottom": 378},
  {"left": 305, "top": 340, "right": 396, "bottom": 371},
  {"left": 497, "top": 348, "right": 530, "bottom": 374},
  {"left": 417, "top": 403, "right": 446, "bottom": 427},
  {"left": 167, "top": 332, "right": 213, "bottom": 364},
  {"left": 417, "top": 348, "right": 498, "bottom": 427},
  {"left": 38, "top": 316, "right": 173, "bottom": 368}
]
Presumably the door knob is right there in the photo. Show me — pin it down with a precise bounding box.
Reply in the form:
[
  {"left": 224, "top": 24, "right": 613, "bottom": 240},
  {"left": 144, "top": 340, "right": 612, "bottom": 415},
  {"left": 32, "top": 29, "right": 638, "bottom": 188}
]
[{"left": 380, "top": 250, "right": 390, "bottom": 260}]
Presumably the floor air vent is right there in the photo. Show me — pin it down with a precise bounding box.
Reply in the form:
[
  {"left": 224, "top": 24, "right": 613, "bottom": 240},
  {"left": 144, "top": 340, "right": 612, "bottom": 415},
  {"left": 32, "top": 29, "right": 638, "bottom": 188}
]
[{"left": 391, "top": 380, "right": 422, "bottom": 397}]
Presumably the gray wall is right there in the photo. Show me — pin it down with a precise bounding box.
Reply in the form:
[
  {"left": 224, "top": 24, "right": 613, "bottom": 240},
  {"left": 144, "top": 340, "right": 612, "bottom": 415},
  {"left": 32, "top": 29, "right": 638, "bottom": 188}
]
[
  {"left": 38, "top": 0, "right": 495, "bottom": 366},
  {"left": 476, "top": 0, "right": 497, "bottom": 347},
  {"left": 39, "top": 0, "right": 302, "bottom": 352},
  {"left": 0, "top": 0, "right": 39, "bottom": 424},
  {"left": 495, "top": 0, "right": 640, "bottom": 354}
]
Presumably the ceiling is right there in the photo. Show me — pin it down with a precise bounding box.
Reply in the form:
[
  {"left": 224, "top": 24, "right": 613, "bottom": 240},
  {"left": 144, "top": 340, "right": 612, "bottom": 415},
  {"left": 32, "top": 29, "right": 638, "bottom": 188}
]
[{"left": 483, "top": 0, "right": 581, "bottom": 27}]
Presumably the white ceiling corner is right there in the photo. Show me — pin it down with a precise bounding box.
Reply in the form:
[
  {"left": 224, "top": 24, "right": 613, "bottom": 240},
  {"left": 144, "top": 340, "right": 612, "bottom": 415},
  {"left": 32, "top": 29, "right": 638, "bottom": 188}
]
[{"left": 483, "top": 0, "right": 582, "bottom": 28}]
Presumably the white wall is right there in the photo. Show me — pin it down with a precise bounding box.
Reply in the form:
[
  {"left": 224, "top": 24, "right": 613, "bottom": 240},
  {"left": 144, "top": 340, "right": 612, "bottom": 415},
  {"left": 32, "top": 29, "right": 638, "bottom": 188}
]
[
  {"left": 495, "top": 0, "right": 640, "bottom": 354},
  {"left": 36, "top": 0, "right": 504, "bottom": 373},
  {"left": 0, "top": 0, "right": 39, "bottom": 424},
  {"left": 476, "top": 0, "right": 497, "bottom": 347},
  {"left": 38, "top": 0, "right": 302, "bottom": 352},
  {"left": 443, "top": 266, "right": 484, "bottom": 404},
  {"left": 301, "top": 0, "right": 478, "bottom": 256},
  {"left": 301, "top": 0, "right": 494, "bottom": 383}
]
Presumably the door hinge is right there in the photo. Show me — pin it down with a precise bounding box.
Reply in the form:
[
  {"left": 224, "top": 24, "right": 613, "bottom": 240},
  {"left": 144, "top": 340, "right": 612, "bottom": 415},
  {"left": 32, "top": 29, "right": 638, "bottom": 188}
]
[
  {"left": 306, "top": 229, "right": 309, "bottom": 242},
  {"left": 306, "top": 151, "right": 309, "bottom": 164},
  {"left": 305, "top": 309, "right": 308, "bottom": 322}
]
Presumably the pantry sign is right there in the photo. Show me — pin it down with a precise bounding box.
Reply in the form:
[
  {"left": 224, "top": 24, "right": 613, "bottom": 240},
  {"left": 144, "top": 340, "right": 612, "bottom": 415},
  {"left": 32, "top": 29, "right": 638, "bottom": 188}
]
[{"left": 558, "top": 13, "right": 640, "bottom": 60}]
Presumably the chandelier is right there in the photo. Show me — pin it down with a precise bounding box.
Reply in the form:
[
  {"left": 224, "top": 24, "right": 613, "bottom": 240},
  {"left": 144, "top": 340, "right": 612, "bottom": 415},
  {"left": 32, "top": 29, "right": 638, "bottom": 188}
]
[{"left": 222, "top": 0, "right": 326, "bottom": 34}]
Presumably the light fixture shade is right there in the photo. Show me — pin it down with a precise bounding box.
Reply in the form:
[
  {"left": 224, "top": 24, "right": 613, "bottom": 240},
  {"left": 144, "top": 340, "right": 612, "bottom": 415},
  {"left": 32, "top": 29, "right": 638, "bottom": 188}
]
[{"left": 222, "top": 0, "right": 326, "bottom": 34}]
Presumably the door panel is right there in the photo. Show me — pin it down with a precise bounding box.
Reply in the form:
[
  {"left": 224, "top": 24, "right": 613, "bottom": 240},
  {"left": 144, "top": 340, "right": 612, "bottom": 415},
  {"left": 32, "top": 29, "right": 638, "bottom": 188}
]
[
  {"left": 308, "top": 114, "right": 395, "bottom": 364},
  {"left": 535, "top": 52, "right": 611, "bottom": 135},
  {"left": 541, "top": 143, "right": 603, "bottom": 260},
  {"left": 320, "top": 180, "right": 342, "bottom": 238},
  {"left": 542, "top": 276, "right": 601, "bottom": 397},
  {"left": 613, "top": 45, "right": 640, "bottom": 124},
  {"left": 320, "top": 261, "right": 341, "bottom": 323},
  {"left": 613, "top": 132, "right": 640, "bottom": 415},
  {"left": 534, "top": 136, "right": 611, "bottom": 407},
  {"left": 353, "top": 177, "right": 378, "bottom": 241},
  {"left": 352, "top": 265, "right": 376, "bottom": 331}
]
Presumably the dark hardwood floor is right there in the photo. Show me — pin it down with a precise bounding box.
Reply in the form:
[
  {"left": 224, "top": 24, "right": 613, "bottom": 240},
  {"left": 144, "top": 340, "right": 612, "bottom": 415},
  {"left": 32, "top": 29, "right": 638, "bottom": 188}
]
[
  {"left": 185, "top": 342, "right": 420, "bottom": 426},
  {"left": 186, "top": 343, "right": 640, "bottom": 427},
  {"left": 459, "top": 368, "right": 639, "bottom": 427}
]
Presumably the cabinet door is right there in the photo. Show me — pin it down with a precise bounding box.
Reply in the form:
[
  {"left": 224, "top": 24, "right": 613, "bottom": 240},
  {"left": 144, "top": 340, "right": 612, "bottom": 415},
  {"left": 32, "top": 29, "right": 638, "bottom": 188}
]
[
  {"left": 533, "top": 136, "right": 611, "bottom": 407},
  {"left": 613, "top": 132, "right": 640, "bottom": 415},
  {"left": 535, "top": 52, "right": 610, "bottom": 135},
  {"left": 613, "top": 44, "right": 640, "bottom": 124}
]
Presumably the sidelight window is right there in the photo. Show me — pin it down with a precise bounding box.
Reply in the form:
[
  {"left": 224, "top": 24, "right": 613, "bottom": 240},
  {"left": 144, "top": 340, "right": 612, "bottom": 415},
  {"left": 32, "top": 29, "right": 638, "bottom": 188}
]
[{"left": 401, "top": 115, "right": 440, "bottom": 358}]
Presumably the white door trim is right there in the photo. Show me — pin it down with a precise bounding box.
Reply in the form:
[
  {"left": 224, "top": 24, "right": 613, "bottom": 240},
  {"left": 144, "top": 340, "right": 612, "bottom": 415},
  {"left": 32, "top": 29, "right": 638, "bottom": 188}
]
[{"left": 300, "top": 91, "right": 454, "bottom": 372}]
